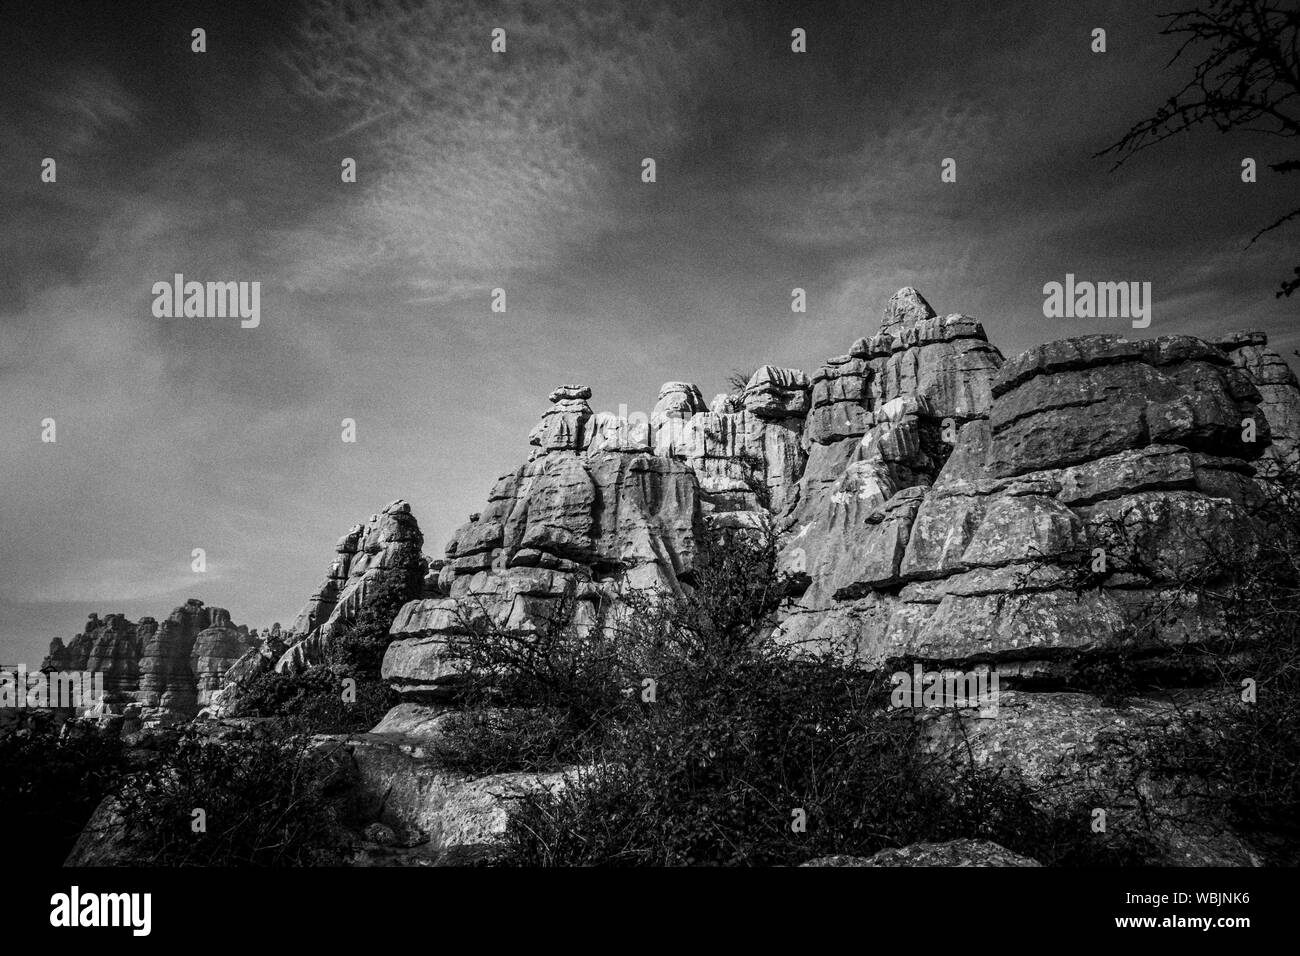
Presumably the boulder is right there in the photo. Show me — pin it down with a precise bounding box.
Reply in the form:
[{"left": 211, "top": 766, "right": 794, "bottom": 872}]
[{"left": 802, "top": 839, "right": 1042, "bottom": 867}]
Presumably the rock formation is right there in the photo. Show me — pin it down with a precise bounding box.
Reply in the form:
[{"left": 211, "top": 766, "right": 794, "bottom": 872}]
[
  {"left": 82, "top": 283, "right": 1300, "bottom": 866},
  {"left": 202, "top": 501, "right": 427, "bottom": 716},
  {"left": 275, "top": 498, "right": 426, "bottom": 673},
  {"left": 778, "top": 327, "right": 1277, "bottom": 674},
  {"left": 383, "top": 388, "right": 707, "bottom": 702},
  {"left": 1212, "top": 329, "right": 1300, "bottom": 466},
  {"left": 373, "top": 288, "right": 1300, "bottom": 713},
  {"left": 42, "top": 599, "right": 253, "bottom": 724}
]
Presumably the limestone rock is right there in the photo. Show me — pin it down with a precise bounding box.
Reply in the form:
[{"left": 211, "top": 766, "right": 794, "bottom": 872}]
[
  {"left": 801, "top": 840, "right": 1041, "bottom": 867},
  {"left": 41, "top": 601, "right": 250, "bottom": 724},
  {"left": 741, "top": 365, "right": 811, "bottom": 420},
  {"left": 191, "top": 614, "right": 256, "bottom": 710},
  {"left": 529, "top": 386, "right": 595, "bottom": 454},
  {"left": 1212, "top": 330, "right": 1300, "bottom": 464},
  {"left": 343, "top": 733, "right": 570, "bottom": 853},
  {"left": 988, "top": 335, "right": 1264, "bottom": 477},
  {"left": 277, "top": 499, "right": 426, "bottom": 673},
  {"left": 882, "top": 286, "right": 937, "bottom": 335},
  {"left": 779, "top": 320, "right": 1273, "bottom": 674}
]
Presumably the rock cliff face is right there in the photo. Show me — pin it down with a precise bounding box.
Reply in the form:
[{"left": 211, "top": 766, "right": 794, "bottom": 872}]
[
  {"left": 275, "top": 498, "right": 426, "bottom": 673},
  {"left": 375, "top": 287, "right": 1300, "bottom": 709},
  {"left": 177, "top": 284, "right": 1300, "bottom": 865},
  {"left": 202, "top": 500, "right": 427, "bottom": 716},
  {"left": 42, "top": 599, "right": 253, "bottom": 723},
  {"left": 1212, "top": 329, "right": 1300, "bottom": 465},
  {"left": 383, "top": 387, "right": 708, "bottom": 702},
  {"left": 778, "top": 327, "right": 1277, "bottom": 673}
]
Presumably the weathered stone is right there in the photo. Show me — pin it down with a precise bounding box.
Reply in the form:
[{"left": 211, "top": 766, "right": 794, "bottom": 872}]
[
  {"left": 741, "top": 365, "right": 811, "bottom": 420},
  {"left": 276, "top": 499, "right": 426, "bottom": 673},
  {"left": 882, "top": 286, "right": 937, "bottom": 335},
  {"left": 802, "top": 840, "right": 1042, "bottom": 867},
  {"left": 43, "top": 601, "right": 251, "bottom": 723},
  {"left": 988, "top": 340, "right": 1265, "bottom": 477},
  {"left": 1213, "top": 330, "right": 1300, "bottom": 463}
]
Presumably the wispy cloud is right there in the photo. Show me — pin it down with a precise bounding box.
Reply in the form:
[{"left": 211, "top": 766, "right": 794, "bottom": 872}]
[
  {"left": 276, "top": 0, "right": 739, "bottom": 301},
  {"left": 5, "top": 558, "right": 235, "bottom": 606},
  {"left": 39, "top": 66, "right": 142, "bottom": 151}
]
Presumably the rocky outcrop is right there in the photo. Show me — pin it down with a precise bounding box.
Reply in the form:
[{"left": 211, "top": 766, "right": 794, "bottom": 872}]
[
  {"left": 41, "top": 600, "right": 253, "bottom": 724},
  {"left": 1212, "top": 329, "right": 1300, "bottom": 466},
  {"left": 276, "top": 499, "right": 426, "bottom": 673},
  {"left": 374, "top": 288, "right": 1300, "bottom": 719},
  {"left": 56, "top": 281, "right": 1300, "bottom": 867},
  {"left": 653, "top": 368, "right": 809, "bottom": 517},
  {"left": 777, "top": 308, "right": 1283, "bottom": 677},
  {"left": 202, "top": 502, "right": 427, "bottom": 716},
  {"left": 62, "top": 721, "right": 567, "bottom": 868},
  {"left": 802, "top": 839, "right": 1042, "bottom": 867},
  {"left": 44, "top": 613, "right": 145, "bottom": 710},
  {"left": 384, "top": 389, "right": 706, "bottom": 703}
]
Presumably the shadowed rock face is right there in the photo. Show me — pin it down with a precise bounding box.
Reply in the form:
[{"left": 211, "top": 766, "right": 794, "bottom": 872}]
[
  {"left": 274, "top": 498, "right": 426, "bottom": 674},
  {"left": 41, "top": 600, "right": 252, "bottom": 723},
  {"left": 205, "top": 501, "right": 427, "bottom": 716},
  {"left": 1212, "top": 329, "right": 1300, "bottom": 465}
]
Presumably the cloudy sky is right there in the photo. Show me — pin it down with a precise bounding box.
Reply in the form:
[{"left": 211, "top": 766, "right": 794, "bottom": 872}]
[{"left": 1, "top": 0, "right": 1296, "bottom": 665}]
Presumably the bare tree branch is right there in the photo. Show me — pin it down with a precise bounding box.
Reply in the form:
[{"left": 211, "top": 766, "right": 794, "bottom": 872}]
[{"left": 1097, "top": 1, "right": 1300, "bottom": 297}]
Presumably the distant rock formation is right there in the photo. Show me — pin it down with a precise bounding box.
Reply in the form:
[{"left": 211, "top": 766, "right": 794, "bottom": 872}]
[{"left": 42, "top": 599, "right": 254, "bottom": 724}]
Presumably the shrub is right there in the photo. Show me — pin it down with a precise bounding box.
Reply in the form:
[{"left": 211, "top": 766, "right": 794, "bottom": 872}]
[
  {"left": 0, "top": 715, "right": 126, "bottom": 865},
  {"left": 432, "top": 705, "right": 595, "bottom": 776},
  {"left": 115, "top": 726, "right": 348, "bottom": 866},
  {"left": 236, "top": 663, "right": 396, "bottom": 735},
  {"left": 437, "top": 521, "right": 1152, "bottom": 865},
  {"left": 433, "top": 523, "right": 792, "bottom": 775},
  {"left": 1010, "top": 459, "right": 1300, "bottom": 860},
  {"left": 324, "top": 573, "right": 418, "bottom": 676},
  {"left": 499, "top": 647, "right": 1148, "bottom": 866},
  {"left": 236, "top": 573, "right": 410, "bottom": 734}
]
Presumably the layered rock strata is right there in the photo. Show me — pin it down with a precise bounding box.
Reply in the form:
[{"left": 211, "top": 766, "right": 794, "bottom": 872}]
[
  {"left": 373, "top": 288, "right": 1300, "bottom": 707},
  {"left": 42, "top": 599, "right": 253, "bottom": 723}
]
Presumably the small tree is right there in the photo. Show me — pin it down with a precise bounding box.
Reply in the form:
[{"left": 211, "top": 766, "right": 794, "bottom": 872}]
[{"left": 726, "top": 368, "right": 757, "bottom": 394}]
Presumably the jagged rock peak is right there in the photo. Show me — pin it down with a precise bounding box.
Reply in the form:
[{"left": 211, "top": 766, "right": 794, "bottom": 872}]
[
  {"left": 882, "top": 286, "right": 937, "bottom": 334},
  {"left": 654, "top": 382, "right": 707, "bottom": 417},
  {"left": 742, "top": 366, "right": 811, "bottom": 420},
  {"left": 548, "top": 384, "right": 592, "bottom": 402},
  {"left": 529, "top": 385, "right": 595, "bottom": 454}
]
